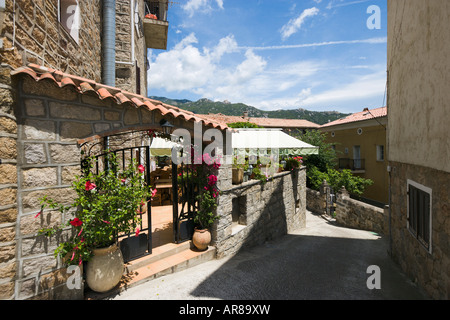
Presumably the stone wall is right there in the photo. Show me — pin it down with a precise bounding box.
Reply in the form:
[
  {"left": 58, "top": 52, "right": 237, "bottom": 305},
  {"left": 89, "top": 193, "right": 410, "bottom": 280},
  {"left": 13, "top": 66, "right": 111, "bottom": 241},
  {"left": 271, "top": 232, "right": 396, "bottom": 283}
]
[
  {"left": 213, "top": 168, "right": 306, "bottom": 258},
  {"left": 0, "top": 64, "right": 18, "bottom": 299},
  {"left": 334, "top": 188, "right": 388, "bottom": 236},
  {"left": 1, "top": 1, "right": 103, "bottom": 298},
  {"left": 306, "top": 187, "right": 324, "bottom": 215},
  {"left": 306, "top": 183, "right": 388, "bottom": 235},
  {"left": 5, "top": 74, "right": 203, "bottom": 300},
  {"left": 0, "top": 0, "right": 102, "bottom": 81},
  {"left": 115, "top": 0, "right": 148, "bottom": 96},
  {"left": 389, "top": 161, "right": 450, "bottom": 300}
]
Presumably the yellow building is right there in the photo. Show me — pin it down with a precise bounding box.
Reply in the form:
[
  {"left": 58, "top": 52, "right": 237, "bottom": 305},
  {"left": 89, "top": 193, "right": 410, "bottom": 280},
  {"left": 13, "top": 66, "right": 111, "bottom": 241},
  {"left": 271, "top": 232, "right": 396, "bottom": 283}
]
[{"left": 319, "top": 107, "right": 388, "bottom": 205}]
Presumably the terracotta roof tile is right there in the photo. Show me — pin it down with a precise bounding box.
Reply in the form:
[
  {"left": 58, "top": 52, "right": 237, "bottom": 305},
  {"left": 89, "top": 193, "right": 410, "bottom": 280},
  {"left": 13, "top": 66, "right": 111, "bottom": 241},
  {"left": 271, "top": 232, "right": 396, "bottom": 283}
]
[
  {"left": 197, "top": 113, "right": 320, "bottom": 129},
  {"left": 11, "top": 64, "right": 229, "bottom": 131},
  {"left": 320, "top": 107, "right": 387, "bottom": 128}
]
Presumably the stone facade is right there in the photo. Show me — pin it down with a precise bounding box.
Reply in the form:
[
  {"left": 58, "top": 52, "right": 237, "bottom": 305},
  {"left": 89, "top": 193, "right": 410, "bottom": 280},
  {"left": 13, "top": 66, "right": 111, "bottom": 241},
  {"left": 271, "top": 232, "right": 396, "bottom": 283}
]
[
  {"left": 0, "top": 0, "right": 171, "bottom": 300},
  {"left": 389, "top": 161, "right": 449, "bottom": 299},
  {"left": 0, "top": 1, "right": 107, "bottom": 298},
  {"left": 0, "top": 0, "right": 103, "bottom": 81},
  {"left": 115, "top": 0, "right": 148, "bottom": 96},
  {"left": 213, "top": 168, "right": 306, "bottom": 258},
  {"left": 387, "top": 0, "right": 450, "bottom": 299},
  {"left": 2, "top": 73, "right": 204, "bottom": 300},
  {"left": 0, "top": 62, "right": 18, "bottom": 299}
]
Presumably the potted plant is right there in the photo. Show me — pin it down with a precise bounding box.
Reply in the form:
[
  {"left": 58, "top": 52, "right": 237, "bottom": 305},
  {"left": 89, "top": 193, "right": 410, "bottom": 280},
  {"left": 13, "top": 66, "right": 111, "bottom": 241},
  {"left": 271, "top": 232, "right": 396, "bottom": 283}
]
[
  {"left": 231, "top": 155, "right": 245, "bottom": 184},
  {"left": 191, "top": 154, "right": 220, "bottom": 251},
  {"left": 37, "top": 152, "right": 155, "bottom": 293},
  {"left": 284, "top": 156, "right": 303, "bottom": 171}
]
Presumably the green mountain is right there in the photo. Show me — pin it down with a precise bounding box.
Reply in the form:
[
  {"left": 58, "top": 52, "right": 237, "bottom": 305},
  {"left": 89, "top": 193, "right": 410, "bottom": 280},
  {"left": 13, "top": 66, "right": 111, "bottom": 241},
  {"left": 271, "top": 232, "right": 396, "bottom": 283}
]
[{"left": 149, "top": 96, "right": 350, "bottom": 125}]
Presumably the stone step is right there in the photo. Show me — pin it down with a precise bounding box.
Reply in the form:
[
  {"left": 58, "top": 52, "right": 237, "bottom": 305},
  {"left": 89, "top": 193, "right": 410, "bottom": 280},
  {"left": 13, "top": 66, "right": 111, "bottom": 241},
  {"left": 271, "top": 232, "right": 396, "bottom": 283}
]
[
  {"left": 85, "top": 244, "right": 216, "bottom": 300},
  {"left": 123, "top": 241, "right": 192, "bottom": 274},
  {"left": 121, "top": 245, "right": 216, "bottom": 291}
]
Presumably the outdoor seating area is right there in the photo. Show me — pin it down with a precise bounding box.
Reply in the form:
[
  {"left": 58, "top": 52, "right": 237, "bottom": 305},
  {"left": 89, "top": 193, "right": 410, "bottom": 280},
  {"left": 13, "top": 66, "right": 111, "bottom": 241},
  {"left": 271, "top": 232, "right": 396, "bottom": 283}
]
[{"left": 150, "top": 166, "right": 173, "bottom": 206}]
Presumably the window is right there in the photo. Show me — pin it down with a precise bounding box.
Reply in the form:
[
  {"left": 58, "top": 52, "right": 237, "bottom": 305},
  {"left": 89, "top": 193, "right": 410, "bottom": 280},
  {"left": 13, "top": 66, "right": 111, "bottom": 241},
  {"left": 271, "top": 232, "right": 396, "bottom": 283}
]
[
  {"left": 59, "top": 0, "right": 80, "bottom": 43},
  {"left": 407, "top": 180, "right": 432, "bottom": 252},
  {"left": 376, "top": 145, "right": 384, "bottom": 161},
  {"left": 353, "top": 145, "right": 361, "bottom": 169},
  {"left": 231, "top": 195, "right": 247, "bottom": 234}
]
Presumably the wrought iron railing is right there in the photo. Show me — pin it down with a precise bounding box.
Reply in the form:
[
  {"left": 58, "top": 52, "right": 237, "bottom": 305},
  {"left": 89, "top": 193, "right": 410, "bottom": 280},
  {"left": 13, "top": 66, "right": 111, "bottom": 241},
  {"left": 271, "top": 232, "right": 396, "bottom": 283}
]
[{"left": 338, "top": 158, "right": 365, "bottom": 171}]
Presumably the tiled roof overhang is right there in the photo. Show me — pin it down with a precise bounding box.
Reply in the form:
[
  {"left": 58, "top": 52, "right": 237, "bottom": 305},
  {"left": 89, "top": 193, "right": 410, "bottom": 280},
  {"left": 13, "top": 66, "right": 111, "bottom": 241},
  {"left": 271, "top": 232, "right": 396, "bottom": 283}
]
[
  {"left": 320, "top": 107, "right": 387, "bottom": 129},
  {"left": 11, "top": 64, "right": 230, "bottom": 131}
]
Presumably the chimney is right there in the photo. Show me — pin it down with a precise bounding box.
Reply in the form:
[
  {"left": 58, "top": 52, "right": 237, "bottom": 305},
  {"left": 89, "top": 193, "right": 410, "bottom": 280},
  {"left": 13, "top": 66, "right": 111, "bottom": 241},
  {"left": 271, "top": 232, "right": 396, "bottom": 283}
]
[{"left": 243, "top": 111, "right": 249, "bottom": 118}]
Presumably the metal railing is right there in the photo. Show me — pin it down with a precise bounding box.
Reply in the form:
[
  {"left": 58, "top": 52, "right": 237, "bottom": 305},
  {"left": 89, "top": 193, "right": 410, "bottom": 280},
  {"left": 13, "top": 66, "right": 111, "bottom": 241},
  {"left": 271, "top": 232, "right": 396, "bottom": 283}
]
[{"left": 338, "top": 158, "right": 365, "bottom": 171}]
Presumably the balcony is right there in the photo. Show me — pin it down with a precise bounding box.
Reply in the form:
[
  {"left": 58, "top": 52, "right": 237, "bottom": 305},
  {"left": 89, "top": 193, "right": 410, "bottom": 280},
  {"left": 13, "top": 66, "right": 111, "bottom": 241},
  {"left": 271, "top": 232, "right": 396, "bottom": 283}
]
[
  {"left": 143, "top": 1, "right": 169, "bottom": 50},
  {"left": 339, "top": 158, "right": 365, "bottom": 172}
]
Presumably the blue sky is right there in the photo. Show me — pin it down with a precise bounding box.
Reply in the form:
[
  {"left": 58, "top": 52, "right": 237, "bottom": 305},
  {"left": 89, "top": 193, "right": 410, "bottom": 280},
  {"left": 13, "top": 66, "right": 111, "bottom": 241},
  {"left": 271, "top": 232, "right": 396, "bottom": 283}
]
[{"left": 147, "top": 0, "right": 387, "bottom": 114}]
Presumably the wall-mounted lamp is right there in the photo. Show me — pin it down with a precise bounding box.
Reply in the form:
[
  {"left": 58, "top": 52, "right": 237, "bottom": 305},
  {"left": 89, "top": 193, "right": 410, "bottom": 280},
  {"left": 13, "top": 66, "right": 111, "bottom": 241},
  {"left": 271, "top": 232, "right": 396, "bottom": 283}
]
[{"left": 159, "top": 119, "right": 174, "bottom": 135}]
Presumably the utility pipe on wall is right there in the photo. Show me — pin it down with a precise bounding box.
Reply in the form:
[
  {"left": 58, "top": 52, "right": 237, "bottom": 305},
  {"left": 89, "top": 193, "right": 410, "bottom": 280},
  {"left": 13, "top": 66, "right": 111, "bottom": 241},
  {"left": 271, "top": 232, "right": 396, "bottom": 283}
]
[{"left": 102, "top": 0, "right": 116, "bottom": 87}]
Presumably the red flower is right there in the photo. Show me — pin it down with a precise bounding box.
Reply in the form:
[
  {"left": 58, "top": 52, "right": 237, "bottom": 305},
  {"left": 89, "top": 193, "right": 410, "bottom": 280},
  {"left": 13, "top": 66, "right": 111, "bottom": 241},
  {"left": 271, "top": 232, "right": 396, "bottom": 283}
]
[
  {"left": 34, "top": 211, "right": 42, "bottom": 218},
  {"left": 152, "top": 189, "right": 157, "bottom": 197},
  {"left": 138, "top": 165, "right": 145, "bottom": 173},
  {"left": 103, "top": 220, "right": 110, "bottom": 224},
  {"left": 135, "top": 227, "right": 140, "bottom": 237},
  {"left": 207, "top": 174, "right": 217, "bottom": 186},
  {"left": 70, "top": 218, "right": 83, "bottom": 227},
  {"left": 85, "top": 181, "right": 96, "bottom": 191}
]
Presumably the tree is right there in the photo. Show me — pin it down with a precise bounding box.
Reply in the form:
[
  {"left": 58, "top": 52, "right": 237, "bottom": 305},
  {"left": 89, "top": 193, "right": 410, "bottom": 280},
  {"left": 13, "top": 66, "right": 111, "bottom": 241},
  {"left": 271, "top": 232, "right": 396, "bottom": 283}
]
[
  {"left": 293, "top": 129, "right": 373, "bottom": 196},
  {"left": 293, "top": 129, "right": 338, "bottom": 172},
  {"left": 227, "top": 122, "right": 262, "bottom": 128}
]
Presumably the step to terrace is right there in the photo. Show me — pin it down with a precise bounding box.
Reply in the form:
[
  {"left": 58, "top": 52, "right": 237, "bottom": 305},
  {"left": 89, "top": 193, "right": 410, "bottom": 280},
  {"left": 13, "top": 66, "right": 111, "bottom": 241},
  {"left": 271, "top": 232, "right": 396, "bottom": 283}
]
[{"left": 84, "top": 242, "right": 216, "bottom": 300}]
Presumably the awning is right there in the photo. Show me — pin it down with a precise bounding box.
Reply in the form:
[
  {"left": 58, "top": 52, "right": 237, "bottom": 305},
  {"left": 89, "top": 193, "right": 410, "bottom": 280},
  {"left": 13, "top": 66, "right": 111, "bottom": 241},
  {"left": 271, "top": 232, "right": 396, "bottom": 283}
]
[
  {"left": 150, "top": 137, "right": 180, "bottom": 156},
  {"left": 231, "top": 129, "right": 319, "bottom": 156}
]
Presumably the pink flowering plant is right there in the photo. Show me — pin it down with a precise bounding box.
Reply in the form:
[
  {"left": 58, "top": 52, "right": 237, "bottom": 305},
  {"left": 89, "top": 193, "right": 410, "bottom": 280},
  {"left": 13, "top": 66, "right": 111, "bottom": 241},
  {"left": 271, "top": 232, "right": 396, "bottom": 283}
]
[
  {"left": 37, "top": 152, "right": 155, "bottom": 266},
  {"left": 177, "top": 149, "right": 220, "bottom": 229},
  {"left": 195, "top": 153, "right": 221, "bottom": 229}
]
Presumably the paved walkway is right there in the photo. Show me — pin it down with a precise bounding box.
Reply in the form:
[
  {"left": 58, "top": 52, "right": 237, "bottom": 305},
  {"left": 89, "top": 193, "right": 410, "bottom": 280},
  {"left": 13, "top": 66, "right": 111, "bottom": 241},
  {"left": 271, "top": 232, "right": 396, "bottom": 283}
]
[{"left": 108, "top": 211, "right": 429, "bottom": 300}]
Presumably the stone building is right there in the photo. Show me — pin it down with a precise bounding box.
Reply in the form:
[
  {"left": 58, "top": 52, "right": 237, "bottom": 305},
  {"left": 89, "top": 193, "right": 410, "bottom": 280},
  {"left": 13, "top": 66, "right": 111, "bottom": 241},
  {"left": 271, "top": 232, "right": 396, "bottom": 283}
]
[
  {"left": 0, "top": 0, "right": 173, "bottom": 300},
  {"left": 387, "top": 0, "right": 450, "bottom": 299},
  {"left": 0, "top": 1, "right": 307, "bottom": 300}
]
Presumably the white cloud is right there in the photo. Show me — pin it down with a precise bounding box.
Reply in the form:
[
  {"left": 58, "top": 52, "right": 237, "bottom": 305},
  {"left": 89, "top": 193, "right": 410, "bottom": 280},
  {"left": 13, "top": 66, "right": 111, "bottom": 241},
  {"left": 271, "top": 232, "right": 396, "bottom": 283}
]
[
  {"left": 241, "top": 37, "right": 387, "bottom": 51},
  {"left": 326, "top": 0, "right": 370, "bottom": 10},
  {"left": 280, "top": 7, "right": 319, "bottom": 40},
  {"left": 182, "top": 0, "right": 224, "bottom": 17},
  {"left": 296, "top": 71, "right": 387, "bottom": 110},
  {"left": 148, "top": 34, "right": 239, "bottom": 92},
  {"left": 148, "top": 34, "right": 386, "bottom": 113},
  {"left": 149, "top": 33, "right": 214, "bottom": 91}
]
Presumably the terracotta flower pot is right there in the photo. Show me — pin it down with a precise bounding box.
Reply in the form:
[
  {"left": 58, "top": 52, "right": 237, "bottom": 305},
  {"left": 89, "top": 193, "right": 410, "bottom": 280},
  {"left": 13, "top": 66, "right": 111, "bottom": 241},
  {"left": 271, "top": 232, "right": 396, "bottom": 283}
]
[
  {"left": 232, "top": 168, "right": 244, "bottom": 184},
  {"left": 192, "top": 228, "right": 211, "bottom": 251},
  {"left": 86, "top": 243, "right": 124, "bottom": 293}
]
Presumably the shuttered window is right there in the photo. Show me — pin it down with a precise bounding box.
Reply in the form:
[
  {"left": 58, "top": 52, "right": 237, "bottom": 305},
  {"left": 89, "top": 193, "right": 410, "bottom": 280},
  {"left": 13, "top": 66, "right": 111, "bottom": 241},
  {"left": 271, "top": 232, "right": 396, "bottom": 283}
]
[{"left": 407, "top": 180, "right": 432, "bottom": 252}]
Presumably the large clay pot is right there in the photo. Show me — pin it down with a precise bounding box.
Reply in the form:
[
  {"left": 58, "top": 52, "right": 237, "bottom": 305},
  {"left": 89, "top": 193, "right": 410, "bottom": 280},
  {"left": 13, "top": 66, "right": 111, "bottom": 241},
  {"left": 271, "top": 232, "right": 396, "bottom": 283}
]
[
  {"left": 86, "top": 243, "right": 124, "bottom": 293},
  {"left": 192, "top": 228, "right": 211, "bottom": 251}
]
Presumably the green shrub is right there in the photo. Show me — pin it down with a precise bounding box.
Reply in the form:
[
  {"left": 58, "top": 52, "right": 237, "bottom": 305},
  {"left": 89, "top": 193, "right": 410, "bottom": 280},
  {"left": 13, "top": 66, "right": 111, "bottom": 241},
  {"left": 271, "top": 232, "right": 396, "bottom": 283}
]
[{"left": 307, "top": 166, "right": 373, "bottom": 196}]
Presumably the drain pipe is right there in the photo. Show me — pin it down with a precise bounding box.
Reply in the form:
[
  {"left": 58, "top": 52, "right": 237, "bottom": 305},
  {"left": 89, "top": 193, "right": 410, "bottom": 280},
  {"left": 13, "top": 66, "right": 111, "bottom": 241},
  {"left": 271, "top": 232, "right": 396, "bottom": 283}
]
[{"left": 102, "top": 0, "right": 116, "bottom": 87}]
